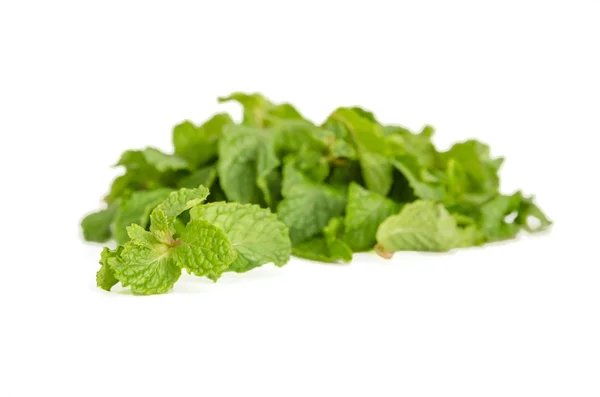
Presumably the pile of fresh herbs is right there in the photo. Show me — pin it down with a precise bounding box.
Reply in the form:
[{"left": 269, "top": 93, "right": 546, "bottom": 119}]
[{"left": 82, "top": 92, "right": 551, "bottom": 295}]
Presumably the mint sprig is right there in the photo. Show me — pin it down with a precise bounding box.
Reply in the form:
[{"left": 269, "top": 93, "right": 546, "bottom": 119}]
[{"left": 83, "top": 92, "right": 552, "bottom": 294}]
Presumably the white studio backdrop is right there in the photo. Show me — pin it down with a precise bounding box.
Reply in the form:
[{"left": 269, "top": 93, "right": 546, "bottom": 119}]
[{"left": 0, "top": 1, "right": 598, "bottom": 396}]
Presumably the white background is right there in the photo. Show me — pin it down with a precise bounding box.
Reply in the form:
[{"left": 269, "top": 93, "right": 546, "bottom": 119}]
[{"left": 1, "top": 1, "right": 599, "bottom": 396}]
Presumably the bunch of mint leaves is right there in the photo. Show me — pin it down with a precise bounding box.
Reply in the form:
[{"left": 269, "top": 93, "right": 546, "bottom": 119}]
[{"left": 82, "top": 92, "right": 551, "bottom": 295}]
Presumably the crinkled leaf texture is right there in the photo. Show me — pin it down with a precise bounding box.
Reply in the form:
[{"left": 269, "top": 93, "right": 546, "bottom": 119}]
[
  {"left": 152, "top": 185, "right": 210, "bottom": 222},
  {"left": 376, "top": 200, "right": 460, "bottom": 253},
  {"left": 111, "top": 242, "right": 182, "bottom": 295},
  {"left": 190, "top": 202, "right": 291, "bottom": 273},
  {"left": 172, "top": 220, "right": 236, "bottom": 280}
]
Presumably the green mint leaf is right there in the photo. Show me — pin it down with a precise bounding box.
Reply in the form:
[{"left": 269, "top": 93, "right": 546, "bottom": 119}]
[
  {"left": 105, "top": 148, "right": 189, "bottom": 203},
  {"left": 219, "top": 92, "right": 303, "bottom": 127},
  {"left": 292, "top": 218, "right": 352, "bottom": 263},
  {"left": 112, "top": 188, "right": 173, "bottom": 245},
  {"left": 126, "top": 224, "right": 161, "bottom": 249},
  {"left": 172, "top": 219, "right": 236, "bottom": 280},
  {"left": 343, "top": 182, "right": 402, "bottom": 251},
  {"left": 149, "top": 209, "right": 173, "bottom": 244},
  {"left": 438, "top": 140, "right": 503, "bottom": 205},
  {"left": 110, "top": 242, "right": 182, "bottom": 295},
  {"left": 81, "top": 203, "right": 118, "bottom": 243},
  {"left": 277, "top": 161, "right": 346, "bottom": 244},
  {"left": 97, "top": 247, "right": 121, "bottom": 291},
  {"left": 177, "top": 165, "right": 217, "bottom": 189},
  {"left": 376, "top": 200, "right": 460, "bottom": 253},
  {"left": 516, "top": 196, "right": 552, "bottom": 232},
  {"left": 218, "top": 125, "right": 280, "bottom": 207},
  {"left": 190, "top": 202, "right": 291, "bottom": 273},
  {"left": 152, "top": 185, "right": 210, "bottom": 221},
  {"left": 391, "top": 157, "right": 444, "bottom": 200},
  {"left": 329, "top": 108, "right": 393, "bottom": 195},
  {"left": 478, "top": 192, "right": 551, "bottom": 241},
  {"left": 173, "top": 113, "right": 232, "bottom": 168}
]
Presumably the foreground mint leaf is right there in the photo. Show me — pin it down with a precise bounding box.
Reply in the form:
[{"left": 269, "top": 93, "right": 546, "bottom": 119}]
[
  {"left": 81, "top": 203, "right": 118, "bottom": 243},
  {"left": 277, "top": 161, "right": 346, "bottom": 244},
  {"left": 173, "top": 114, "right": 233, "bottom": 168},
  {"left": 97, "top": 247, "right": 121, "bottom": 291},
  {"left": 343, "top": 183, "right": 402, "bottom": 251},
  {"left": 172, "top": 219, "right": 236, "bottom": 280},
  {"left": 190, "top": 202, "right": 291, "bottom": 273},
  {"left": 152, "top": 185, "right": 210, "bottom": 221},
  {"left": 112, "top": 188, "right": 173, "bottom": 244},
  {"left": 111, "top": 242, "right": 182, "bottom": 295},
  {"left": 376, "top": 200, "right": 460, "bottom": 253}
]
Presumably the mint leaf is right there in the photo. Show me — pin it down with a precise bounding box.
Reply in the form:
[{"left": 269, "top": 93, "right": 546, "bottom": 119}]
[
  {"left": 105, "top": 147, "right": 189, "bottom": 203},
  {"left": 217, "top": 125, "right": 280, "bottom": 207},
  {"left": 172, "top": 219, "right": 236, "bottom": 280},
  {"left": 152, "top": 185, "right": 210, "bottom": 221},
  {"left": 177, "top": 165, "right": 218, "bottom": 189},
  {"left": 190, "top": 202, "right": 291, "bottom": 273},
  {"left": 173, "top": 114, "right": 232, "bottom": 168},
  {"left": 219, "top": 92, "right": 303, "bottom": 127},
  {"left": 112, "top": 188, "right": 173, "bottom": 244},
  {"left": 126, "top": 224, "right": 161, "bottom": 248},
  {"left": 343, "top": 183, "right": 402, "bottom": 251},
  {"left": 292, "top": 218, "right": 352, "bottom": 263},
  {"left": 391, "top": 157, "right": 444, "bottom": 201},
  {"left": 81, "top": 203, "right": 118, "bottom": 243},
  {"left": 329, "top": 108, "right": 393, "bottom": 195},
  {"left": 376, "top": 200, "right": 460, "bottom": 253},
  {"left": 97, "top": 247, "right": 120, "bottom": 291},
  {"left": 277, "top": 161, "right": 346, "bottom": 244},
  {"left": 111, "top": 242, "right": 182, "bottom": 295}
]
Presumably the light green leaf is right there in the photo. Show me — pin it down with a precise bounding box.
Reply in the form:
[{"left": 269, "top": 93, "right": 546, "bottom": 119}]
[
  {"left": 190, "top": 202, "right": 291, "bottom": 272},
  {"left": 152, "top": 185, "right": 210, "bottom": 221},
  {"left": 110, "top": 242, "right": 181, "bottom": 295},
  {"left": 173, "top": 114, "right": 233, "bottom": 168},
  {"left": 343, "top": 183, "right": 402, "bottom": 251},
  {"left": 172, "top": 219, "right": 236, "bottom": 280},
  {"left": 126, "top": 224, "right": 161, "bottom": 249},
  {"left": 376, "top": 200, "right": 460, "bottom": 252},
  {"left": 149, "top": 209, "right": 173, "bottom": 244},
  {"left": 97, "top": 247, "right": 121, "bottom": 291},
  {"left": 112, "top": 188, "right": 173, "bottom": 245}
]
